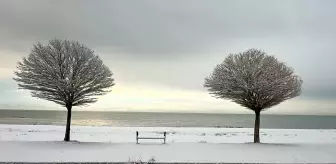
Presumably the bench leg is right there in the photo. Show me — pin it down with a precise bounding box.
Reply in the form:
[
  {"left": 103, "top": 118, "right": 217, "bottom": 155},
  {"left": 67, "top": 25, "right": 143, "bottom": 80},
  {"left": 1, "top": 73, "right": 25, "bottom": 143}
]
[
  {"left": 136, "top": 131, "right": 139, "bottom": 144},
  {"left": 163, "top": 131, "right": 166, "bottom": 144}
]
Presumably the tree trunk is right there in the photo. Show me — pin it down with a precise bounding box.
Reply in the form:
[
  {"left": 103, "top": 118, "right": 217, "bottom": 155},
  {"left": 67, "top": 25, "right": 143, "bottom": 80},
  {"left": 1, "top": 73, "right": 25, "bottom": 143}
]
[
  {"left": 254, "top": 110, "right": 261, "bottom": 143},
  {"left": 64, "top": 105, "right": 72, "bottom": 141}
]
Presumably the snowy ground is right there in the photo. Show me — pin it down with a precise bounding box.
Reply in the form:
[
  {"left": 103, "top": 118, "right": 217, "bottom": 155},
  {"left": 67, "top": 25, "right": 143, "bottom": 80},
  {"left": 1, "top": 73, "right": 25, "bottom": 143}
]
[{"left": 1, "top": 124, "right": 336, "bottom": 163}]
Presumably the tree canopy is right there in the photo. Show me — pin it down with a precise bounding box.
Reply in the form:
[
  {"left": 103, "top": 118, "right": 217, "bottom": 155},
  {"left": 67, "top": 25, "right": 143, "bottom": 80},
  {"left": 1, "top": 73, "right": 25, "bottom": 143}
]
[
  {"left": 14, "top": 39, "right": 115, "bottom": 107},
  {"left": 204, "top": 49, "right": 302, "bottom": 111}
]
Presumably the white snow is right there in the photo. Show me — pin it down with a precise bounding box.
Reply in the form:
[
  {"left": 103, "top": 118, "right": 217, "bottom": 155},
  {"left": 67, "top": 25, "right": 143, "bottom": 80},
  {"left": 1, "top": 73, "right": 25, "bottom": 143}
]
[{"left": 1, "top": 124, "right": 336, "bottom": 163}]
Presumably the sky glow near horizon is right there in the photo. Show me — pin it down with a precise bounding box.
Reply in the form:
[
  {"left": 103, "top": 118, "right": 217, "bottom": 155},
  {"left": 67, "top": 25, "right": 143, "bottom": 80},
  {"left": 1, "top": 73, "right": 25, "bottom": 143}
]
[{"left": 0, "top": 0, "right": 336, "bottom": 115}]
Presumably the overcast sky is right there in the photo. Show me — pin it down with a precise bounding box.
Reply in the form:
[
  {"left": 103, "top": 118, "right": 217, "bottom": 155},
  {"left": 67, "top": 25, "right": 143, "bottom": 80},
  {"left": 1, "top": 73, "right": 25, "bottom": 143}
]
[{"left": 0, "top": 0, "right": 336, "bottom": 114}]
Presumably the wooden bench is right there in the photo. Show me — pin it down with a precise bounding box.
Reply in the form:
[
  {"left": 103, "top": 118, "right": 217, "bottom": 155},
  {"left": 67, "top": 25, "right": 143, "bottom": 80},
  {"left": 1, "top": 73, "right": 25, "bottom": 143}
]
[{"left": 136, "top": 131, "right": 166, "bottom": 144}]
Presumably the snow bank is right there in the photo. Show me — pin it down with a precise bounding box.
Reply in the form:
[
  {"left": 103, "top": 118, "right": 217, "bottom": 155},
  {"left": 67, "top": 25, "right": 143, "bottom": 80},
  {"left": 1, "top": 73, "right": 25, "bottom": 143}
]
[
  {"left": 1, "top": 124, "right": 336, "bottom": 163},
  {"left": 1, "top": 141, "right": 336, "bottom": 163}
]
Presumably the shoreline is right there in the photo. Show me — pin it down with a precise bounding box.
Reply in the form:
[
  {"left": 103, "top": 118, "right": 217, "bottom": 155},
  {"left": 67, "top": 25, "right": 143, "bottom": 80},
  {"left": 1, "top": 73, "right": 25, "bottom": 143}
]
[{"left": 1, "top": 124, "right": 336, "bottom": 143}]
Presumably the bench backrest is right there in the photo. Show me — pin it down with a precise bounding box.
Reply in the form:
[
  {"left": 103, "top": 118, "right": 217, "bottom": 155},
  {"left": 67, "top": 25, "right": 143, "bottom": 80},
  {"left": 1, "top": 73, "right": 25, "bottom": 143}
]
[{"left": 136, "top": 131, "right": 166, "bottom": 144}]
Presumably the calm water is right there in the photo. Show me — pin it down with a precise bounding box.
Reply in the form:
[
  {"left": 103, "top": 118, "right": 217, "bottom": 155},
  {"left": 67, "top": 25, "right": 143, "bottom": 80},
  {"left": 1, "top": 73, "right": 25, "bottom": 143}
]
[{"left": 0, "top": 110, "right": 336, "bottom": 129}]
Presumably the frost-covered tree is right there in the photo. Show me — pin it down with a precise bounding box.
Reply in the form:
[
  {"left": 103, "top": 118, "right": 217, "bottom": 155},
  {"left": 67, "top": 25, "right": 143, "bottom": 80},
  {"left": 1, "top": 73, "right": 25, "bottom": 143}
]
[
  {"left": 204, "top": 49, "right": 302, "bottom": 143},
  {"left": 14, "top": 39, "right": 115, "bottom": 141}
]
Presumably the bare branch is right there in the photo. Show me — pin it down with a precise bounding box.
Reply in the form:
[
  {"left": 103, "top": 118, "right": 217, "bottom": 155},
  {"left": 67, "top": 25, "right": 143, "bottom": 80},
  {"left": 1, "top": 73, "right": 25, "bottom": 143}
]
[
  {"left": 14, "top": 39, "right": 115, "bottom": 107},
  {"left": 204, "top": 49, "right": 302, "bottom": 111}
]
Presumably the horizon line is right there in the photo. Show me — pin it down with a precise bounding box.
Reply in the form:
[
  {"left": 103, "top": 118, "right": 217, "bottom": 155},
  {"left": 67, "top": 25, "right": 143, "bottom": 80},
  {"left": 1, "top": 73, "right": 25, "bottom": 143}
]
[{"left": 0, "top": 108, "right": 335, "bottom": 116}]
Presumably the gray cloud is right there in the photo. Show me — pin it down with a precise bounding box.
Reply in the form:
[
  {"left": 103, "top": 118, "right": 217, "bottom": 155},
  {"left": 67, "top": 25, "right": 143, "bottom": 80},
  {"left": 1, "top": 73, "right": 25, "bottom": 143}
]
[
  {"left": 1, "top": 0, "right": 336, "bottom": 101},
  {"left": 1, "top": 0, "right": 336, "bottom": 56}
]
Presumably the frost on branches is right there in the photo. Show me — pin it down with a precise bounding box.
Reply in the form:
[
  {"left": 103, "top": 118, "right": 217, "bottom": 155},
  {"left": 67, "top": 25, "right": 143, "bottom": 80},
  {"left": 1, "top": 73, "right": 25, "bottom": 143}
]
[
  {"left": 204, "top": 49, "right": 302, "bottom": 143},
  {"left": 13, "top": 39, "right": 115, "bottom": 141}
]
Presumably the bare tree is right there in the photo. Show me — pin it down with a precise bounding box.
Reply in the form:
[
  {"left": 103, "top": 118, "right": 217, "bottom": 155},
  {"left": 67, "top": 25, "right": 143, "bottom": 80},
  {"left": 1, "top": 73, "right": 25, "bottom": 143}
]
[
  {"left": 14, "top": 39, "right": 115, "bottom": 141},
  {"left": 204, "top": 49, "right": 302, "bottom": 143}
]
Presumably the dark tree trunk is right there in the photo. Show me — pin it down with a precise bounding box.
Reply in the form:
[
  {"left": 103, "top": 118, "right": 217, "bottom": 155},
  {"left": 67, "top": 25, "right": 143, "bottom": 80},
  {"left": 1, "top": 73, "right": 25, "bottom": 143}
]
[
  {"left": 64, "top": 105, "right": 72, "bottom": 141},
  {"left": 254, "top": 110, "right": 261, "bottom": 143}
]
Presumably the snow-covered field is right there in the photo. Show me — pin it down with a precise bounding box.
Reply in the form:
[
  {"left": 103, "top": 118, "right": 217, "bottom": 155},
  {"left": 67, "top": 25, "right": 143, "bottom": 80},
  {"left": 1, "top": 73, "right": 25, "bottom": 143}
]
[{"left": 1, "top": 124, "right": 336, "bottom": 163}]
